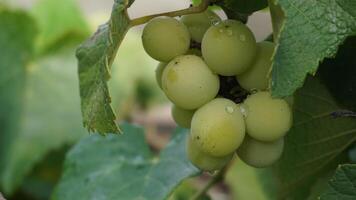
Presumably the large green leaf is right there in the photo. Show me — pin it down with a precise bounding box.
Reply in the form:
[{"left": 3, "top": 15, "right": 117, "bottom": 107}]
[
  {"left": 320, "top": 164, "right": 356, "bottom": 200},
  {"left": 53, "top": 124, "right": 200, "bottom": 200},
  {"left": 271, "top": 0, "right": 356, "bottom": 97},
  {"left": 271, "top": 76, "right": 356, "bottom": 199},
  {"left": 0, "top": 8, "right": 37, "bottom": 192},
  {"left": 218, "top": 0, "right": 268, "bottom": 14},
  {"left": 319, "top": 36, "right": 356, "bottom": 111},
  {"left": 349, "top": 145, "right": 356, "bottom": 163},
  {"left": 0, "top": 49, "right": 87, "bottom": 194},
  {"left": 77, "top": 0, "right": 134, "bottom": 134},
  {"left": 31, "top": 0, "right": 89, "bottom": 54}
]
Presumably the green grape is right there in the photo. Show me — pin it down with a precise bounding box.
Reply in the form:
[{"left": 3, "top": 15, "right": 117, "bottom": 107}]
[
  {"left": 155, "top": 62, "right": 166, "bottom": 89},
  {"left": 202, "top": 19, "right": 257, "bottom": 76},
  {"left": 187, "top": 137, "right": 233, "bottom": 171},
  {"left": 191, "top": 98, "right": 246, "bottom": 157},
  {"left": 181, "top": 10, "right": 221, "bottom": 43},
  {"left": 161, "top": 55, "right": 219, "bottom": 110},
  {"left": 236, "top": 41, "right": 275, "bottom": 91},
  {"left": 243, "top": 91, "right": 292, "bottom": 142},
  {"left": 237, "top": 136, "right": 284, "bottom": 168},
  {"left": 171, "top": 105, "right": 195, "bottom": 128},
  {"left": 142, "top": 17, "right": 190, "bottom": 62}
]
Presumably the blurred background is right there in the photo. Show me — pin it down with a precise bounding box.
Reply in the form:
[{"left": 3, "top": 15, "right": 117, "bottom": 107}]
[{"left": 0, "top": 0, "right": 272, "bottom": 199}]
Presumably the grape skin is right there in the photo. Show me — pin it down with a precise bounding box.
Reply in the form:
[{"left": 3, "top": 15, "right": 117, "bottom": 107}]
[
  {"left": 237, "top": 41, "right": 275, "bottom": 91},
  {"left": 171, "top": 105, "right": 195, "bottom": 128},
  {"left": 237, "top": 136, "right": 284, "bottom": 168},
  {"left": 202, "top": 19, "right": 257, "bottom": 76},
  {"left": 161, "top": 55, "right": 219, "bottom": 110},
  {"left": 243, "top": 91, "right": 292, "bottom": 142},
  {"left": 142, "top": 17, "right": 190, "bottom": 62},
  {"left": 155, "top": 49, "right": 201, "bottom": 90},
  {"left": 155, "top": 62, "right": 166, "bottom": 89},
  {"left": 181, "top": 10, "right": 221, "bottom": 43},
  {"left": 187, "top": 137, "right": 233, "bottom": 171},
  {"left": 191, "top": 98, "right": 246, "bottom": 157}
]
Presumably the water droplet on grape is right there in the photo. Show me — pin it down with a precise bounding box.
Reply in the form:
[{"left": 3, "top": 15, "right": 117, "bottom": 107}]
[
  {"left": 251, "top": 88, "right": 258, "bottom": 94},
  {"left": 239, "top": 104, "right": 248, "bottom": 117},
  {"left": 226, "top": 29, "right": 233, "bottom": 36},
  {"left": 219, "top": 28, "right": 224, "bottom": 33},
  {"left": 225, "top": 106, "right": 234, "bottom": 114},
  {"left": 211, "top": 19, "right": 220, "bottom": 26},
  {"left": 239, "top": 34, "right": 246, "bottom": 41}
]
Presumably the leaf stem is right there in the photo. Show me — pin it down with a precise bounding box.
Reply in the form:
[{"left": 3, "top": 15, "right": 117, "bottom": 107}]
[
  {"left": 190, "top": 166, "right": 228, "bottom": 200},
  {"left": 129, "top": 0, "right": 211, "bottom": 26}
]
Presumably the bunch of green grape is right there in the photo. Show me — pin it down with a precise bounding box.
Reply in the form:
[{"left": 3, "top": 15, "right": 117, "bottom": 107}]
[{"left": 142, "top": 10, "right": 293, "bottom": 171}]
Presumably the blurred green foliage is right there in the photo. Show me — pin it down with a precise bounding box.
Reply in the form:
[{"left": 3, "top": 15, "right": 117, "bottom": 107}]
[
  {"left": 0, "top": 0, "right": 164, "bottom": 199},
  {"left": 2, "top": 0, "right": 354, "bottom": 199}
]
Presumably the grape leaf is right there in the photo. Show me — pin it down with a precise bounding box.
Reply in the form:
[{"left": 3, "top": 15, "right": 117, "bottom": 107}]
[
  {"left": 77, "top": 0, "right": 135, "bottom": 134},
  {"left": 0, "top": 8, "right": 37, "bottom": 193},
  {"left": 218, "top": 0, "right": 268, "bottom": 14},
  {"left": 349, "top": 145, "right": 356, "bottom": 163},
  {"left": 53, "top": 124, "right": 199, "bottom": 200},
  {"left": 0, "top": 49, "right": 87, "bottom": 194},
  {"left": 271, "top": 0, "right": 356, "bottom": 97},
  {"left": 320, "top": 164, "right": 356, "bottom": 200},
  {"left": 306, "top": 171, "right": 335, "bottom": 200},
  {"left": 31, "top": 0, "right": 90, "bottom": 54},
  {"left": 319, "top": 36, "right": 356, "bottom": 111},
  {"left": 272, "top": 76, "right": 356, "bottom": 199}
]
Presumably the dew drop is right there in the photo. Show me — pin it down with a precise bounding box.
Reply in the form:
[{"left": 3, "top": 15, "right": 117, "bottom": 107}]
[
  {"left": 250, "top": 88, "right": 258, "bottom": 94},
  {"left": 239, "top": 104, "right": 248, "bottom": 117},
  {"left": 211, "top": 19, "right": 220, "bottom": 26},
  {"left": 225, "top": 106, "right": 234, "bottom": 114},
  {"left": 239, "top": 34, "right": 246, "bottom": 41}
]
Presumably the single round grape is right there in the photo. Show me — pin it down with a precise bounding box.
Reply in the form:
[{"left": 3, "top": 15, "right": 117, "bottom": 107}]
[
  {"left": 237, "top": 136, "right": 284, "bottom": 168},
  {"left": 161, "top": 55, "right": 219, "bottom": 110},
  {"left": 155, "top": 62, "right": 166, "bottom": 89},
  {"left": 243, "top": 91, "right": 292, "bottom": 142},
  {"left": 171, "top": 105, "right": 195, "bottom": 128},
  {"left": 187, "top": 137, "right": 233, "bottom": 171},
  {"left": 142, "top": 17, "right": 190, "bottom": 62},
  {"left": 236, "top": 41, "right": 275, "bottom": 91},
  {"left": 181, "top": 10, "right": 221, "bottom": 43},
  {"left": 191, "top": 98, "right": 246, "bottom": 157},
  {"left": 202, "top": 19, "right": 257, "bottom": 76}
]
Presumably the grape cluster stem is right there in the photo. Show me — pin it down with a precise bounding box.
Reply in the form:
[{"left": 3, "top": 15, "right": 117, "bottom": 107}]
[{"left": 189, "top": 165, "right": 228, "bottom": 200}]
